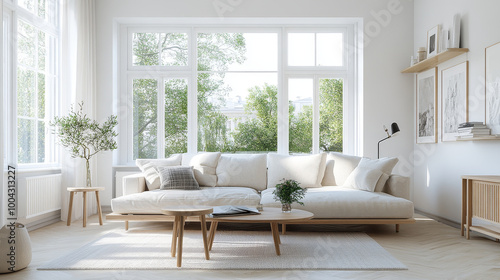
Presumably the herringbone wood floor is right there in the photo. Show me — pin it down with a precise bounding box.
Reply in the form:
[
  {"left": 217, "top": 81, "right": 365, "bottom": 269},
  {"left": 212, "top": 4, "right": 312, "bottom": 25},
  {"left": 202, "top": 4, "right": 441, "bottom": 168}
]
[{"left": 2, "top": 213, "right": 499, "bottom": 280}]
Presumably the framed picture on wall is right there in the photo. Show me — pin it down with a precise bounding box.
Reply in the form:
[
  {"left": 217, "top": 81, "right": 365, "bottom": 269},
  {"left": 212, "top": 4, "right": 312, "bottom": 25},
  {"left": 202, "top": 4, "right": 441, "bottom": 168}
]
[
  {"left": 427, "top": 25, "right": 440, "bottom": 58},
  {"left": 416, "top": 68, "right": 438, "bottom": 143},
  {"left": 486, "top": 41, "right": 500, "bottom": 135},
  {"left": 441, "top": 61, "right": 469, "bottom": 141}
]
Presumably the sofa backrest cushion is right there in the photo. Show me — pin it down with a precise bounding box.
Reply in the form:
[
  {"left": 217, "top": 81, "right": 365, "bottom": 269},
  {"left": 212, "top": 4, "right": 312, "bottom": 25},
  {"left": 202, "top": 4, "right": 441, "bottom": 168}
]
[
  {"left": 189, "top": 152, "right": 221, "bottom": 187},
  {"left": 356, "top": 157, "right": 399, "bottom": 192},
  {"left": 216, "top": 154, "right": 267, "bottom": 191},
  {"left": 267, "top": 153, "right": 326, "bottom": 189},
  {"left": 136, "top": 154, "right": 182, "bottom": 190},
  {"left": 322, "top": 152, "right": 362, "bottom": 186}
]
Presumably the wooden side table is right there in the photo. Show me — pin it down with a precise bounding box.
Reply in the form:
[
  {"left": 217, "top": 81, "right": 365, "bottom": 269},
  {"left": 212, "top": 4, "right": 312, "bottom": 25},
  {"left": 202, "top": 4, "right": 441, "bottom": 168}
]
[
  {"left": 461, "top": 176, "right": 500, "bottom": 240},
  {"left": 161, "top": 207, "right": 213, "bottom": 267},
  {"left": 67, "top": 187, "right": 104, "bottom": 227}
]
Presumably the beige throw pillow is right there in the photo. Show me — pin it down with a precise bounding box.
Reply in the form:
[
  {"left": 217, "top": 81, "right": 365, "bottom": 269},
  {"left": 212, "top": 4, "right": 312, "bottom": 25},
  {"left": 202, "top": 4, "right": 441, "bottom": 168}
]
[
  {"left": 356, "top": 157, "right": 399, "bottom": 192},
  {"left": 343, "top": 166, "right": 386, "bottom": 192},
  {"left": 267, "top": 153, "right": 326, "bottom": 189},
  {"left": 135, "top": 154, "right": 182, "bottom": 190}
]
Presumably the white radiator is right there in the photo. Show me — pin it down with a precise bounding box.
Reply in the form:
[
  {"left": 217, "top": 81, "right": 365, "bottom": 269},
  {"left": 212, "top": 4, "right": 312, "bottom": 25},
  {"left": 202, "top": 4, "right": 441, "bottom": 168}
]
[{"left": 25, "top": 174, "right": 62, "bottom": 218}]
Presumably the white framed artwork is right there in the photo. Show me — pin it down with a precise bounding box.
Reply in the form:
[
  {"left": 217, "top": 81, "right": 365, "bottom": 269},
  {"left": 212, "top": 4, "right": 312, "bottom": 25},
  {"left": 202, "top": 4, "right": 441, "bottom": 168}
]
[
  {"left": 427, "top": 25, "right": 440, "bottom": 58},
  {"left": 416, "top": 68, "right": 438, "bottom": 143},
  {"left": 441, "top": 61, "right": 468, "bottom": 141},
  {"left": 486, "top": 42, "right": 500, "bottom": 135}
]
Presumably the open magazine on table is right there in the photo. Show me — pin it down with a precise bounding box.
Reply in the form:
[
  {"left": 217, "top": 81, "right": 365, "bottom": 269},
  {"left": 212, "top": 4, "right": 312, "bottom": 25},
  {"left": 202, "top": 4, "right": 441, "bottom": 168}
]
[{"left": 209, "top": 205, "right": 261, "bottom": 218}]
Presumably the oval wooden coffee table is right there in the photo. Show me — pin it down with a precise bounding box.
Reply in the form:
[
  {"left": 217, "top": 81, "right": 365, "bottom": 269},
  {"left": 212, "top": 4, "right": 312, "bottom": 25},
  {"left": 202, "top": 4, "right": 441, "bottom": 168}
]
[{"left": 207, "top": 207, "right": 313, "bottom": 256}]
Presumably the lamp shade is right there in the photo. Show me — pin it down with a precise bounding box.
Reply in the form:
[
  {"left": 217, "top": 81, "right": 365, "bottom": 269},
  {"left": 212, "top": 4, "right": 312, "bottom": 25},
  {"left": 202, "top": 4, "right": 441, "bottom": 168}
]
[{"left": 391, "top": 122, "right": 400, "bottom": 135}]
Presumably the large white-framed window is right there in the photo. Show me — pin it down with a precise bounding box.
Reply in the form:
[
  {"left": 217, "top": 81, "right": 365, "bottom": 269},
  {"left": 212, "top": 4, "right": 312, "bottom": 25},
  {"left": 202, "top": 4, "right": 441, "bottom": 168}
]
[
  {"left": 3, "top": 0, "right": 60, "bottom": 167},
  {"left": 117, "top": 18, "right": 360, "bottom": 164}
]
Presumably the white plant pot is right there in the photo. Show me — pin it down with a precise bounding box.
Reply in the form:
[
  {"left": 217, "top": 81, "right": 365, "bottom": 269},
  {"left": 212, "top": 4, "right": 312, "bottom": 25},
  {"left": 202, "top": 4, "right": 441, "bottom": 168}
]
[{"left": 0, "top": 223, "right": 32, "bottom": 273}]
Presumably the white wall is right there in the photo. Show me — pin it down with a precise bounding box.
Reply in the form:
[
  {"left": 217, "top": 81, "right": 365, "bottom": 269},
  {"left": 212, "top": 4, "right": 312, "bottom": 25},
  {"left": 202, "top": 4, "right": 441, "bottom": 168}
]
[
  {"left": 413, "top": 0, "right": 500, "bottom": 222},
  {"left": 94, "top": 0, "right": 414, "bottom": 206}
]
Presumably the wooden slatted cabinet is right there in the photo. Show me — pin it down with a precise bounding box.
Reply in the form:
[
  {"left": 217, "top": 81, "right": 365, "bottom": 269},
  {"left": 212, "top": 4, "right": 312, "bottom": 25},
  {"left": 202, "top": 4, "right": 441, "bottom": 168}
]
[{"left": 461, "top": 176, "right": 500, "bottom": 240}]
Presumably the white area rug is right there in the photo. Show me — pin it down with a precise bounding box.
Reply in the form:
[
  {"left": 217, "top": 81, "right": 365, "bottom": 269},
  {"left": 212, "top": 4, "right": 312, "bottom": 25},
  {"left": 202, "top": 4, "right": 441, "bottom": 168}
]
[{"left": 38, "top": 230, "right": 407, "bottom": 270}]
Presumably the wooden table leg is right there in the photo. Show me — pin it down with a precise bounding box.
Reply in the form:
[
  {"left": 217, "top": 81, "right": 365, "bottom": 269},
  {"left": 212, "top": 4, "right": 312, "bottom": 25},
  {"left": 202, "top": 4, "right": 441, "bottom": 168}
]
[
  {"left": 171, "top": 216, "right": 178, "bottom": 257},
  {"left": 67, "top": 191, "right": 75, "bottom": 226},
  {"left": 466, "top": 181, "right": 472, "bottom": 240},
  {"left": 125, "top": 221, "right": 129, "bottom": 231},
  {"left": 208, "top": 221, "right": 218, "bottom": 251},
  {"left": 461, "top": 178, "right": 467, "bottom": 237},
  {"left": 282, "top": 224, "right": 286, "bottom": 235},
  {"left": 83, "top": 192, "right": 87, "bottom": 227},
  {"left": 270, "top": 222, "right": 281, "bottom": 256},
  {"left": 177, "top": 216, "right": 185, "bottom": 267},
  {"left": 200, "top": 215, "right": 210, "bottom": 260},
  {"left": 95, "top": 191, "right": 103, "bottom": 226}
]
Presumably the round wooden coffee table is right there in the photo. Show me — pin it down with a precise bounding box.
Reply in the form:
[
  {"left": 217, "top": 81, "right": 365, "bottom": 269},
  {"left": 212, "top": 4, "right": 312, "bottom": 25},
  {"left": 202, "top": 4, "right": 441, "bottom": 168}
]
[
  {"left": 207, "top": 207, "right": 313, "bottom": 256},
  {"left": 162, "top": 207, "right": 213, "bottom": 267}
]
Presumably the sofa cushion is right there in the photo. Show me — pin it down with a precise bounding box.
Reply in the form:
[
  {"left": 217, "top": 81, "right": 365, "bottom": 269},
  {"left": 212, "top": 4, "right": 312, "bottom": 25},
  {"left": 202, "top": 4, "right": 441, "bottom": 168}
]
[
  {"left": 156, "top": 166, "right": 200, "bottom": 190},
  {"left": 267, "top": 153, "right": 326, "bottom": 189},
  {"left": 322, "top": 152, "right": 362, "bottom": 186},
  {"left": 111, "top": 187, "right": 261, "bottom": 214},
  {"left": 136, "top": 154, "right": 182, "bottom": 191},
  {"left": 356, "top": 157, "right": 398, "bottom": 192},
  {"left": 189, "top": 152, "right": 221, "bottom": 187},
  {"left": 216, "top": 154, "right": 267, "bottom": 191},
  {"left": 343, "top": 166, "right": 386, "bottom": 192},
  {"left": 260, "top": 187, "right": 414, "bottom": 219}
]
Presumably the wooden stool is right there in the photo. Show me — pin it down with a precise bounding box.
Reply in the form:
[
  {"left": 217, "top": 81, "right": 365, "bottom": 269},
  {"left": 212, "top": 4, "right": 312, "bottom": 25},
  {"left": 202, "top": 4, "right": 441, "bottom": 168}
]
[
  {"left": 161, "top": 207, "right": 213, "bottom": 267},
  {"left": 67, "top": 187, "right": 104, "bottom": 227}
]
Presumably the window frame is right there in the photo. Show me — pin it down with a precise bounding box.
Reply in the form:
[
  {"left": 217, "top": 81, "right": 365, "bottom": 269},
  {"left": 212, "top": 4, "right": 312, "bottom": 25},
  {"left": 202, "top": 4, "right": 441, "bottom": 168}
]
[
  {"left": 117, "top": 18, "right": 361, "bottom": 165},
  {"left": 3, "top": 0, "right": 61, "bottom": 168}
]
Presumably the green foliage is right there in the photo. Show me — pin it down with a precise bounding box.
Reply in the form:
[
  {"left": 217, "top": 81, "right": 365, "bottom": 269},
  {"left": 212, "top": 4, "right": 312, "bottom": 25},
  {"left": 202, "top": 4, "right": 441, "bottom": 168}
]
[
  {"left": 50, "top": 102, "right": 118, "bottom": 161},
  {"left": 272, "top": 179, "right": 307, "bottom": 205},
  {"left": 319, "top": 79, "right": 343, "bottom": 152}
]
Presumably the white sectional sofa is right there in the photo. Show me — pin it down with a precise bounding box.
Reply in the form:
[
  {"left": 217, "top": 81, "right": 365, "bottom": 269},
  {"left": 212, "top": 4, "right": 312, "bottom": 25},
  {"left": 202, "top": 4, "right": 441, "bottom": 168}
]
[{"left": 108, "top": 152, "right": 415, "bottom": 231}]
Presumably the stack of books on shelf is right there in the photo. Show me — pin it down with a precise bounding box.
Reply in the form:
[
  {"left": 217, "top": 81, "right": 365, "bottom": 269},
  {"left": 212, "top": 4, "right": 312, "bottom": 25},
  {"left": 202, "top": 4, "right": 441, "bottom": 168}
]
[{"left": 456, "top": 122, "right": 497, "bottom": 140}]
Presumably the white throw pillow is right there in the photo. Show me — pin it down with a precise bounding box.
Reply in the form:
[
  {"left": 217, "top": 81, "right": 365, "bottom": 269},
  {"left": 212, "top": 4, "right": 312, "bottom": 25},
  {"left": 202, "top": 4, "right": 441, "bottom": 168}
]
[
  {"left": 267, "top": 153, "right": 326, "bottom": 189},
  {"left": 343, "top": 166, "right": 385, "bottom": 192},
  {"left": 356, "top": 157, "right": 399, "bottom": 192},
  {"left": 322, "top": 152, "right": 362, "bottom": 186},
  {"left": 216, "top": 154, "right": 267, "bottom": 191},
  {"left": 189, "top": 152, "right": 221, "bottom": 187},
  {"left": 135, "top": 154, "right": 182, "bottom": 190}
]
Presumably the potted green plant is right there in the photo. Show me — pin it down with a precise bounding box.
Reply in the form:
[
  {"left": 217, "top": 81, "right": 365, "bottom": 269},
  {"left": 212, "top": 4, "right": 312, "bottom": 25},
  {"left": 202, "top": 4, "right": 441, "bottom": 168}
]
[
  {"left": 272, "top": 179, "right": 307, "bottom": 213},
  {"left": 50, "top": 102, "right": 118, "bottom": 187}
]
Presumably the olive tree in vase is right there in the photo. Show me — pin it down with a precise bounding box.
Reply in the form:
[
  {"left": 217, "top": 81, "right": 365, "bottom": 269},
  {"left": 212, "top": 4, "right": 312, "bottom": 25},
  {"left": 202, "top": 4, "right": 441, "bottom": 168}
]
[
  {"left": 272, "top": 179, "right": 307, "bottom": 213},
  {"left": 50, "top": 102, "right": 118, "bottom": 187}
]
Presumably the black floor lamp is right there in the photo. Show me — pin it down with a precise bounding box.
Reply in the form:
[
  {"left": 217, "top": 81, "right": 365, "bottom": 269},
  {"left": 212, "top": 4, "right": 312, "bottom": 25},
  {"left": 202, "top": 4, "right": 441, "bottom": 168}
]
[{"left": 377, "top": 122, "right": 400, "bottom": 159}]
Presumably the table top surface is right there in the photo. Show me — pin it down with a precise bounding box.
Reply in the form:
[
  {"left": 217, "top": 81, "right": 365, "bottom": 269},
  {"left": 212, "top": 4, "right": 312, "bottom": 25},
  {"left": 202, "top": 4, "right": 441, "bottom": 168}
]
[
  {"left": 67, "top": 187, "right": 105, "bottom": 192},
  {"left": 208, "top": 207, "right": 314, "bottom": 223},
  {"left": 162, "top": 207, "right": 214, "bottom": 216},
  {"left": 462, "top": 175, "right": 500, "bottom": 183}
]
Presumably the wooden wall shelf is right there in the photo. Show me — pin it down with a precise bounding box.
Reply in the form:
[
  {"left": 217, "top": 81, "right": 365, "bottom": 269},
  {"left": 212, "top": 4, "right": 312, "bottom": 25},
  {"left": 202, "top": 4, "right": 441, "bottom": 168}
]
[
  {"left": 456, "top": 135, "right": 500, "bottom": 141},
  {"left": 401, "top": 48, "right": 469, "bottom": 73}
]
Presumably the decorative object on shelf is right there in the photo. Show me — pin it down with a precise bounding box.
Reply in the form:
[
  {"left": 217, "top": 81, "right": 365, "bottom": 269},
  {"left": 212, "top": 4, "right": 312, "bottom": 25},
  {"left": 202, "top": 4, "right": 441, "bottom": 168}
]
[
  {"left": 485, "top": 41, "right": 500, "bottom": 135},
  {"left": 50, "top": 102, "right": 118, "bottom": 187},
  {"left": 427, "top": 25, "right": 440, "bottom": 58},
  {"left": 449, "top": 14, "right": 461, "bottom": 48},
  {"left": 441, "top": 61, "right": 469, "bottom": 141},
  {"left": 272, "top": 179, "right": 306, "bottom": 213},
  {"left": 0, "top": 223, "right": 32, "bottom": 273},
  {"left": 417, "top": 47, "right": 427, "bottom": 62},
  {"left": 439, "top": 29, "right": 448, "bottom": 53},
  {"left": 377, "top": 122, "right": 400, "bottom": 159},
  {"left": 456, "top": 122, "right": 492, "bottom": 140},
  {"left": 417, "top": 68, "right": 438, "bottom": 143}
]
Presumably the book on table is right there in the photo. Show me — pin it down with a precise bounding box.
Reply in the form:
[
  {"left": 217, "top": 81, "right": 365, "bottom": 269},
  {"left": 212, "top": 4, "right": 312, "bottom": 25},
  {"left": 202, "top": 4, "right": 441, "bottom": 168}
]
[
  {"left": 458, "top": 122, "right": 487, "bottom": 128},
  {"left": 210, "top": 205, "right": 261, "bottom": 217}
]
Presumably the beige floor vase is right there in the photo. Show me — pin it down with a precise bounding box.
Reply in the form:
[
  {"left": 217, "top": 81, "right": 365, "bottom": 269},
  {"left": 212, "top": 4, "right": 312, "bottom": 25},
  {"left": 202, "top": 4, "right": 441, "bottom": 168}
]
[{"left": 0, "top": 223, "right": 32, "bottom": 273}]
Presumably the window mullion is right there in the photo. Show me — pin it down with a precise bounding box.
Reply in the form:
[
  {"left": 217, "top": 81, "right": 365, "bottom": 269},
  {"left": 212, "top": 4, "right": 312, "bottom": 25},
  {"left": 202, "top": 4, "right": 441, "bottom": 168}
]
[
  {"left": 313, "top": 76, "right": 320, "bottom": 154},
  {"left": 157, "top": 78, "right": 165, "bottom": 158},
  {"left": 277, "top": 27, "right": 288, "bottom": 154},
  {"left": 187, "top": 27, "right": 197, "bottom": 154}
]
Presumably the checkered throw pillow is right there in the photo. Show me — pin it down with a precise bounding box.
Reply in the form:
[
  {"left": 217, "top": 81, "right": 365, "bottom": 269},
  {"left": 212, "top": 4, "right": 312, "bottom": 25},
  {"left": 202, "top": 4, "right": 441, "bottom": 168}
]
[{"left": 156, "top": 166, "right": 200, "bottom": 190}]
